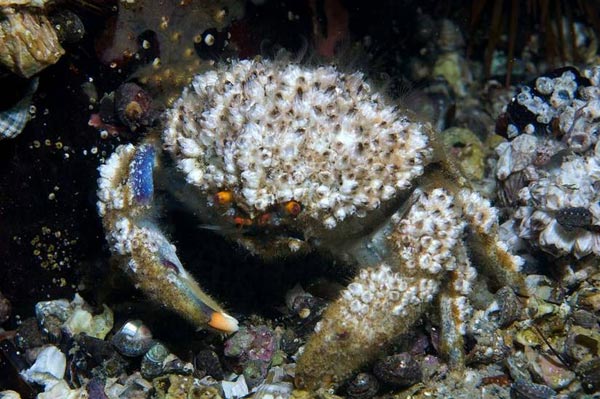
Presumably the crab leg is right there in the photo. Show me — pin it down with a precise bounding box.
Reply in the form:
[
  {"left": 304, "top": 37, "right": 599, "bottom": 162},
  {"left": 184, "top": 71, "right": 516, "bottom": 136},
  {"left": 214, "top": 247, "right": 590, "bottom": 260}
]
[
  {"left": 296, "top": 188, "right": 523, "bottom": 391},
  {"left": 97, "top": 143, "right": 238, "bottom": 333},
  {"left": 296, "top": 188, "right": 462, "bottom": 390}
]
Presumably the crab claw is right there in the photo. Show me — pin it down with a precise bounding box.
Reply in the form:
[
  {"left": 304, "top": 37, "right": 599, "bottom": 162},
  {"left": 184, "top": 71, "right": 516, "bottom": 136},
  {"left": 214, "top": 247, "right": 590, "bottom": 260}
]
[
  {"left": 97, "top": 143, "right": 239, "bottom": 333},
  {"left": 133, "top": 223, "right": 239, "bottom": 333}
]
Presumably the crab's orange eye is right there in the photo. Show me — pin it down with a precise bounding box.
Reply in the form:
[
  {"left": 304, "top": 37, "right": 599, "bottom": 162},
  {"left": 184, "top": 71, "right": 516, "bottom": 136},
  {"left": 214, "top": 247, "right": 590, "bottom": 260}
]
[
  {"left": 284, "top": 200, "right": 302, "bottom": 217},
  {"left": 233, "top": 216, "right": 252, "bottom": 228},
  {"left": 214, "top": 190, "right": 233, "bottom": 206}
]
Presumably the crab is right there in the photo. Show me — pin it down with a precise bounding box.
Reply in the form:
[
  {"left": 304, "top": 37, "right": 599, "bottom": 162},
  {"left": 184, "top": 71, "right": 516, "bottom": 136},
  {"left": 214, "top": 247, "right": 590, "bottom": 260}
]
[{"left": 97, "top": 59, "right": 525, "bottom": 391}]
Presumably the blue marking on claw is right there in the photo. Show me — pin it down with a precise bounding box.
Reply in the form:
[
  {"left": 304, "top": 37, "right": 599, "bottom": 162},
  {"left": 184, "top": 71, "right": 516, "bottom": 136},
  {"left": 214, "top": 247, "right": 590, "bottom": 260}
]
[{"left": 129, "top": 144, "right": 155, "bottom": 205}]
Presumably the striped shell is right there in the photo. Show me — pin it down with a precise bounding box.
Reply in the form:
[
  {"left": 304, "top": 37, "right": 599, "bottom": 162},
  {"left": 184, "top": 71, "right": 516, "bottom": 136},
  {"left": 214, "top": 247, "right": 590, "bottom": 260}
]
[{"left": 0, "top": 77, "right": 38, "bottom": 140}]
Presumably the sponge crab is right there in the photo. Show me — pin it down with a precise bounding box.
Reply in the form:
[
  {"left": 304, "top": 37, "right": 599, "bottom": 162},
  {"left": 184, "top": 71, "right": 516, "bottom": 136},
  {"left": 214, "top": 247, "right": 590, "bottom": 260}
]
[{"left": 97, "top": 59, "right": 525, "bottom": 391}]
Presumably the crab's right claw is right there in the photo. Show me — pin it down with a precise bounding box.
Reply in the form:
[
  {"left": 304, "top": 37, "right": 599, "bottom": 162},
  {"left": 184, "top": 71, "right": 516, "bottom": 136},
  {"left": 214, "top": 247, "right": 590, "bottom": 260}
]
[{"left": 97, "top": 143, "right": 239, "bottom": 333}]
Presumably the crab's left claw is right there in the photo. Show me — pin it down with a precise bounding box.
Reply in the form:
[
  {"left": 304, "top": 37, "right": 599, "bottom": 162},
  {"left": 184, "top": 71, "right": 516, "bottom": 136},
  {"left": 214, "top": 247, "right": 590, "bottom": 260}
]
[{"left": 97, "top": 143, "right": 238, "bottom": 333}]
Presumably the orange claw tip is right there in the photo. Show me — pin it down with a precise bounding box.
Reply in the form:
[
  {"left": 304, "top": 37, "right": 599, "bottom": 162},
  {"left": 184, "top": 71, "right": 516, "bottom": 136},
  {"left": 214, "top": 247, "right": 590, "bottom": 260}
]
[
  {"left": 208, "top": 311, "right": 239, "bottom": 333},
  {"left": 214, "top": 190, "right": 233, "bottom": 206}
]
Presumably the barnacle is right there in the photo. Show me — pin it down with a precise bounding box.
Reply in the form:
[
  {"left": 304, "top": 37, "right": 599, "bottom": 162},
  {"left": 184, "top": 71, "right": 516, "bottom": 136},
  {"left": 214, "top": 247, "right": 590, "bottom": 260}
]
[
  {"left": 0, "top": 6, "right": 64, "bottom": 78},
  {"left": 497, "top": 66, "right": 600, "bottom": 259}
]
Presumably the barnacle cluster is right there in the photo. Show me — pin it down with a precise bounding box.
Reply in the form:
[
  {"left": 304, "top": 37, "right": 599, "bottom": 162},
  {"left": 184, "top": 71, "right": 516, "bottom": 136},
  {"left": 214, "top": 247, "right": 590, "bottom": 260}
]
[
  {"left": 497, "top": 66, "right": 600, "bottom": 259},
  {"left": 0, "top": 2, "right": 64, "bottom": 78}
]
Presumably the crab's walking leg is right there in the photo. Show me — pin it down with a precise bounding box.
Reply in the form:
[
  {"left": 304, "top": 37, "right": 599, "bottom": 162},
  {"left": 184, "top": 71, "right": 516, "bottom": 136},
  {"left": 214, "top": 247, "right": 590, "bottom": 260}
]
[
  {"left": 296, "top": 189, "right": 464, "bottom": 390},
  {"left": 295, "top": 188, "right": 524, "bottom": 391},
  {"left": 456, "top": 189, "right": 526, "bottom": 293},
  {"left": 438, "top": 242, "right": 476, "bottom": 368},
  {"left": 97, "top": 143, "right": 238, "bottom": 333}
]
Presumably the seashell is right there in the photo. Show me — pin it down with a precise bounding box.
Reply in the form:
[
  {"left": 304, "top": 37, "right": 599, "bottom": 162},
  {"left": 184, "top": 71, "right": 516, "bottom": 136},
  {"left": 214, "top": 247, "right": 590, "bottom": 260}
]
[
  {"left": 373, "top": 352, "right": 422, "bottom": 388},
  {"left": 285, "top": 285, "right": 327, "bottom": 322},
  {"left": 346, "top": 373, "right": 379, "bottom": 399},
  {"left": 252, "top": 381, "right": 293, "bottom": 399},
  {"left": 34, "top": 297, "right": 71, "bottom": 325},
  {"left": 63, "top": 304, "right": 114, "bottom": 340},
  {"left": 19, "top": 345, "right": 66, "bottom": 389},
  {"left": 0, "top": 77, "right": 38, "bottom": 140},
  {"left": 0, "top": 390, "right": 21, "bottom": 399},
  {"left": 111, "top": 319, "right": 154, "bottom": 357},
  {"left": 140, "top": 341, "right": 169, "bottom": 379},
  {"left": 497, "top": 171, "right": 526, "bottom": 207},
  {"left": 494, "top": 286, "right": 522, "bottom": 327},
  {"left": 221, "top": 375, "right": 249, "bottom": 399},
  {"left": 0, "top": 1, "right": 52, "bottom": 6},
  {"left": 511, "top": 378, "right": 557, "bottom": 399},
  {"left": 0, "top": 8, "right": 64, "bottom": 78},
  {"left": 576, "top": 357, "right": 600, "bottom": 393},
  {"left": 114, "top": 82, "right": 156, "bottom": 131}
]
